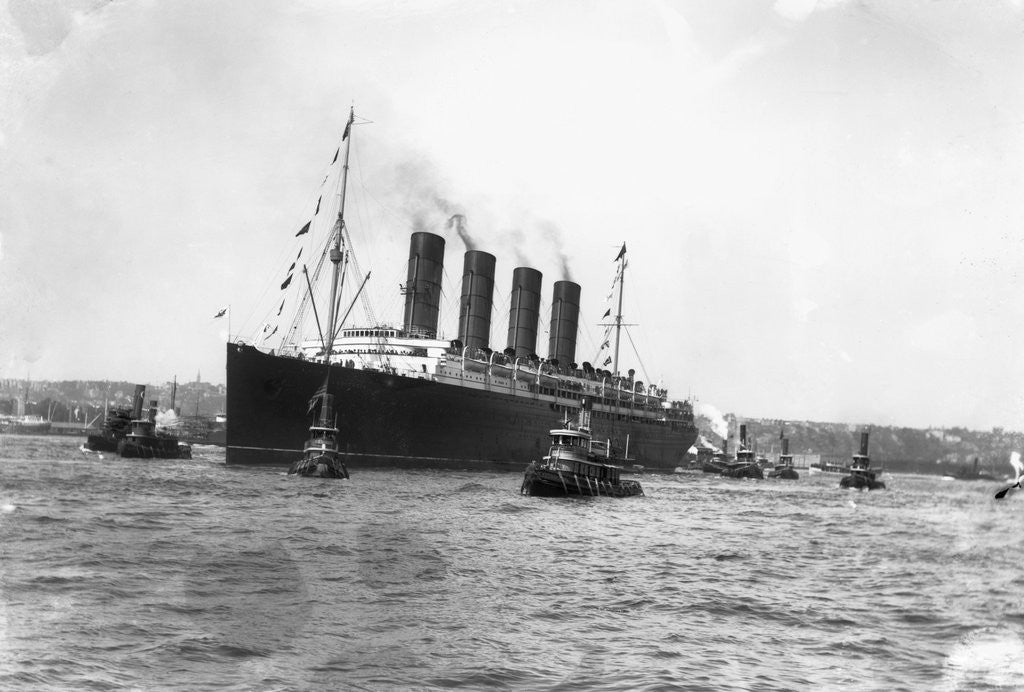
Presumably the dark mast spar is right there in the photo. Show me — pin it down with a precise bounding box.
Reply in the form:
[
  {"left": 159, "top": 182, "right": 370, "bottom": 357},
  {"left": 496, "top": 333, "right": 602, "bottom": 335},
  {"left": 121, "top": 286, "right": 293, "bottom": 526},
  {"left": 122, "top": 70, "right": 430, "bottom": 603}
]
[{"left": 288, "top": 108, "right": 355, "bottom": 479}]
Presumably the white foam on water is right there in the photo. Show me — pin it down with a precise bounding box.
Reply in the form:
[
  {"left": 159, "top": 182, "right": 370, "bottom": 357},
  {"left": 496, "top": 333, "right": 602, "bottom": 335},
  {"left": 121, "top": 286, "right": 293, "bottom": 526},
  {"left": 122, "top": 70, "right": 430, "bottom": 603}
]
[{"left": 942, "top": 627, "right": 1024, "bottom": 690}]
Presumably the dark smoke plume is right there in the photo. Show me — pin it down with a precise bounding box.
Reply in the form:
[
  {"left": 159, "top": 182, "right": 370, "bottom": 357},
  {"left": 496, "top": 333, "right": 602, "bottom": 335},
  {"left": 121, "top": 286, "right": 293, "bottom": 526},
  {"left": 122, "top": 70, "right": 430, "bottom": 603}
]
[
  {"left": 446, "top": 213, "right": 474, "bottom": 250},
  {"left": 537, "top": 219, "right": 573, "bottom": 281}
]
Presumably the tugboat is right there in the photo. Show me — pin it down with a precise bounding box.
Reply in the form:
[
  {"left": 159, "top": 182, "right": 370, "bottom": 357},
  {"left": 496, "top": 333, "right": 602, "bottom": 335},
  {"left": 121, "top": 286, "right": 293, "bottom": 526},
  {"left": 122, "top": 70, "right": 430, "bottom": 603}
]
[
  {"left": 288, "top": 382, "right": 349, "bottom": 479},
  {"left": 946, "top": 456, "right": 998, "bottom": 481},
  {"left": 520, "top": 398, "right": 643, "bottom": 498},
  {"left": 85, "top": 385, "right": 191, "bottom": 459},
  {"left": 839, "top": 431, "right": 885, "bottom": 490},
  {"left": 768, "top": 432, "right": 799, "bottom": 479},
  {"left": 702, "top": 437, "right": 729, "bottom": 474},
  {"left": 721, "top": 424, "right": 763, "bottom": 479}
]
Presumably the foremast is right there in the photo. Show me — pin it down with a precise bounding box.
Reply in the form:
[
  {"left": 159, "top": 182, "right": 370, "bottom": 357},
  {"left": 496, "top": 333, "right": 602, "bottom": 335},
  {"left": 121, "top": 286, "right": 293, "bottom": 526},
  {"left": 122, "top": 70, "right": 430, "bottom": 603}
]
[
  {"left": 289, "top": 108, "right": 355, "bottom": 480},
  {"left": 324, "top": 107, "right": 355, "bottom": 361},
  {"left": 611, "top": 245, "right": 626, "bottom": 377}
]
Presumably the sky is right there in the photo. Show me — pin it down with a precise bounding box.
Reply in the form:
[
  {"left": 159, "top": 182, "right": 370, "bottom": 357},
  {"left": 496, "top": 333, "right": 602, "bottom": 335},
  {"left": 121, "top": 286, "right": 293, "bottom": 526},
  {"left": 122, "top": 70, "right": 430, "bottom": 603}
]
[{"left": 2, "top": 0, "right": 1024, "bottom": 431}]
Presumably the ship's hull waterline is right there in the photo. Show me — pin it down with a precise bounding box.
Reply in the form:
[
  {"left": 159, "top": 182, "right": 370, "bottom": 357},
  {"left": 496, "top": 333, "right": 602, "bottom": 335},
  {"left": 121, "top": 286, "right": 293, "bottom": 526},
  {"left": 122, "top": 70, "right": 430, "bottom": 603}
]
[{"left": 225, "top": 343, "right": 698, "bottom": 471}]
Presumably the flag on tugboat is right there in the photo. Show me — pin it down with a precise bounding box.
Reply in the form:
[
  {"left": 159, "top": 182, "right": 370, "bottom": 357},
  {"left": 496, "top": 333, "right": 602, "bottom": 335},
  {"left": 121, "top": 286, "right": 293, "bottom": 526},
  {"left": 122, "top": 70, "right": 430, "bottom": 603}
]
[
  {"left": 308, "top": 376, "right": 330, "bottom": 414},
  {"left": 295, "top": 221, "right": 311, "bottom": 237},
  {"left": 213, "top": 307, "right": 228, "bottom": 319},
  {"left": 281, "top": 274, "right": 293, "bottom": 290},
  {"left": 614, "top": 243, "right": 626, "bottom": 261}
]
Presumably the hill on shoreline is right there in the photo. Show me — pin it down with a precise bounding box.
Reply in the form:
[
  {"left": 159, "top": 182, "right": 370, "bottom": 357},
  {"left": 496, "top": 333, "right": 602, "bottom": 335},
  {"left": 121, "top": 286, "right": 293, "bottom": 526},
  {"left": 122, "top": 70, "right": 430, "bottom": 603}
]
[{"left": 0, "top": 379, "right": 225, "bottom": 423}]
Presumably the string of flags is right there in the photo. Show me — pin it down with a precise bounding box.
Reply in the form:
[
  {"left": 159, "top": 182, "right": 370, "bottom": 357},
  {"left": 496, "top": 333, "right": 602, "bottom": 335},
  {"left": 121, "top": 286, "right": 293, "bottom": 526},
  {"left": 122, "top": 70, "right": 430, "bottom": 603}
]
[
  {"left": 269, "top": 110, "right": 354, "bottom": 341},
  {"left": 595, "top": 243, "right": 627, "bottom": 365}
]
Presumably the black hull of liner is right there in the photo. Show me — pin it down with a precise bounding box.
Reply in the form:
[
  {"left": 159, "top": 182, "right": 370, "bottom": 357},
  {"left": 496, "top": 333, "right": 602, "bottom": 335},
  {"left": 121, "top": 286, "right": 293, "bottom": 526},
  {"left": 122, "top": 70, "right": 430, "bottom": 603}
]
[{"left": 225, "top": 343, "right": 698, "bottom": 471}]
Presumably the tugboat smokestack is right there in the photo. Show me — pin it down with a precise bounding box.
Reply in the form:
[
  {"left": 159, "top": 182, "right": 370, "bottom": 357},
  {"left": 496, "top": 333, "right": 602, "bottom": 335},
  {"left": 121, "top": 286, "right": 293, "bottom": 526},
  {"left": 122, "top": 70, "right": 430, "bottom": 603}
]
[
  {"left": 740, "top": 424, "right": 747, "bottom": 449},
  {"left": 781, "top": 438, "right": 790, "bottom": 455},
  {"left": 132, "top": 385, "right": 146, "bottom": 420},
  {"left": 860, "top": 431, "right": 870, "bottom": 456},
  {"left": 458, "top": 250, "right": 496, "bottom": 352},
  {"left": 506, "top": 267, "right": 543, "bottom": 358},
  {"left": 403, "top": 232, "right": 446, "bottom": 338}
]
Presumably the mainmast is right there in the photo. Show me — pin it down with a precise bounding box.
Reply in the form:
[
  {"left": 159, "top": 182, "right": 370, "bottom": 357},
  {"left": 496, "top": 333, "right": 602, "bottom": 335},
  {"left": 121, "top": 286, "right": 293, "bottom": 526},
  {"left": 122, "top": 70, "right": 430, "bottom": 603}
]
[
  {"left": 612, "top": 246, "right": 626, "bottom": 377},
  {"left": 324, "top": 107, "right": 355, "bottom": 365}
]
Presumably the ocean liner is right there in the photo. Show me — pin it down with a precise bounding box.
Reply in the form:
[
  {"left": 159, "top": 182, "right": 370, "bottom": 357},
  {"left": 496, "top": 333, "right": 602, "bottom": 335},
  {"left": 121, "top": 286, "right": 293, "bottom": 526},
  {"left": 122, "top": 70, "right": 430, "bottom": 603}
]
[{"left": 225, "top": 109, "right": 698, "bottom": 471}]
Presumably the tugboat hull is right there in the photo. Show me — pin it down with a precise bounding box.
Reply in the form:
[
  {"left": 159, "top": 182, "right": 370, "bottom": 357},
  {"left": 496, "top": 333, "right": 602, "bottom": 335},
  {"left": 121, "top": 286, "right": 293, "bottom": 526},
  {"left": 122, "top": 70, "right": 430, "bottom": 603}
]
[
  {"left": 721, "top": 463, "right": 764, "bottom": 479},
  {"left": 117, "top": 437, "right": 191, "bottom": 459},
  {"left": 288, "top": 454, "right": 349, "bottom": 479},
  {"left": 520, "top": 466, "right": 643, "bottom": 498},
  {"left": 840, "top": 474, "right": 885, "bottom": 490}
]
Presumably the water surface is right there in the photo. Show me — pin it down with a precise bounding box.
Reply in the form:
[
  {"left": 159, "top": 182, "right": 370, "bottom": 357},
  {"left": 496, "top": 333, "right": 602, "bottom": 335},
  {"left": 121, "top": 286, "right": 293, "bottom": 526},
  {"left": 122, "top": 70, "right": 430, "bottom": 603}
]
[{"left": 2, "top": 435, "right": 1023, "bottom": 690}]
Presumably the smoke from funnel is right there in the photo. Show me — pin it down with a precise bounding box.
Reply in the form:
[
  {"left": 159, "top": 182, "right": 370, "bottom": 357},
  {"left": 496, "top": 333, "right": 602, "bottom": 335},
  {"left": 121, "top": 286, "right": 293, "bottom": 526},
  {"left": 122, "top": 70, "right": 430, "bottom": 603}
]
[
  {"left": 447, "top": 214, "right": 475, "bottom": 250},
  {"left": 695, "top": 401, "right": 728, "bottom": 440},
  {"left": 393, "top": 158, "right": 472, "bottom": 244},
  {"left": 502, "top": 228, "right": 529, "bottom": 266},
  {"left": 537, "top": 219, "right": 573, "bottom": 281}
]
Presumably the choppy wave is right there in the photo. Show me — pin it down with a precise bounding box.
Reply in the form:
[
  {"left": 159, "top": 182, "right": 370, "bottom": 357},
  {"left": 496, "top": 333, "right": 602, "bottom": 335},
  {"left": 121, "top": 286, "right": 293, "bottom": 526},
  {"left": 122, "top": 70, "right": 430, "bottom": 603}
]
[{"left": 1, "top": 435, "right": 1022, "bottom": 689}]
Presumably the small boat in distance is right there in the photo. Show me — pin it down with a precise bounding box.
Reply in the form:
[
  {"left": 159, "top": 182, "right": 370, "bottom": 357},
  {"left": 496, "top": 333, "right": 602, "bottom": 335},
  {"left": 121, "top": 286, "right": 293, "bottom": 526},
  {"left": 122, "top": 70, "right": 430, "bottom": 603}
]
[
  {"left": 701, "top": 437, "right": 729, "bottom": 474},
  {"left": 720, "top": 424, "right": 764, "bottom": 479},
  {"left": 840, "top": 431, "right": 885, "bottom": 490},
  {"left": 520, "top": 399, "right": 643, "bottom": 498},
  {"left": 767, "top": 431, "right": 799, "bottom": 479},
  {"left": 808, "top": 458, "right": 847, "bottom": 475},
  {"left": 85, "top": 385, "right": 191, "bottom": 459},
  {"left": 0, "top": 415, "right": 52, "bottom": 435},
  {"left": 945, "top": 456, "right": 998, "bottom": 481}
]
